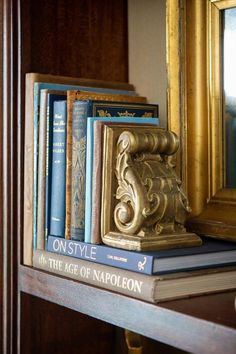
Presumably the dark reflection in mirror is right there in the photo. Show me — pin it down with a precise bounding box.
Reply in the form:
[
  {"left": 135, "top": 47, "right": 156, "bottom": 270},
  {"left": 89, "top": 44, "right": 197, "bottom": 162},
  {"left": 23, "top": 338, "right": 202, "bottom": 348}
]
[{"left": 223, "top": 7, "right": 236, "bottom": 188}]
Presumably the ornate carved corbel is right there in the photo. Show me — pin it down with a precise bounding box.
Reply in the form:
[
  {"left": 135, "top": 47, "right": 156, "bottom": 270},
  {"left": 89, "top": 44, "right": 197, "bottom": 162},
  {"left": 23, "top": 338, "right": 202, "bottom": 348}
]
[{"left": 101, "top": 125, "right": 201, "bottom": 251}]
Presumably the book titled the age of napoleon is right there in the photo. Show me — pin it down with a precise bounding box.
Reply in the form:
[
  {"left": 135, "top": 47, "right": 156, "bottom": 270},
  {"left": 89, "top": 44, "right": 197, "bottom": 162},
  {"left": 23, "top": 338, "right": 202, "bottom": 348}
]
[{"left": 33, "top": 249, "right": 236, "bottom": 303}]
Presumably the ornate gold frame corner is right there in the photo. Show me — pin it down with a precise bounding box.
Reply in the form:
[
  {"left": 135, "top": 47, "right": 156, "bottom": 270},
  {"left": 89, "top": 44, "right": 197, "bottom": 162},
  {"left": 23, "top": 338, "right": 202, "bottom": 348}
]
[{"left": 167, "top": 0, "right": 236, "bottom": 242}]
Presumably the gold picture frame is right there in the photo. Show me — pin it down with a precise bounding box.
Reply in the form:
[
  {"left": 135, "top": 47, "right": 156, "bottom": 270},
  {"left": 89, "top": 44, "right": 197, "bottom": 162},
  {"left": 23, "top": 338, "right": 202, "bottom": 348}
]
[{"left": 167, "top": 0, "right": 236, "bottom": 241}]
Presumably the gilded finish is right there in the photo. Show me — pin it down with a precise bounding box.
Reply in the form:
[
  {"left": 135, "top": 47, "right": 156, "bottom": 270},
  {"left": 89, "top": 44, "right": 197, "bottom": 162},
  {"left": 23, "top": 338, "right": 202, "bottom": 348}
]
[
  {"left": 167, "top": 0, "right": 236, "bottom": 241},
  {"left": 166, "top": 0, "right": 184, "bottom": 183},
  {"left": 101, "top": 125, "right": 201, "bottom": 251},
  {"left": 125, "top": 330, "right": 142, "bottom": 354}
]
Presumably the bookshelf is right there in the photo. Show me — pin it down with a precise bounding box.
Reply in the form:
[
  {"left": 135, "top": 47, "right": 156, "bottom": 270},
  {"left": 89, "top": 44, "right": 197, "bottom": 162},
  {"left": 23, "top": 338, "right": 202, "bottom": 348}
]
[
  {"left": 19, "top": 265, "right": 236, "bottom": 354},
  {"left": 0, "top": 0, "right": 236, "bottom": 354}
]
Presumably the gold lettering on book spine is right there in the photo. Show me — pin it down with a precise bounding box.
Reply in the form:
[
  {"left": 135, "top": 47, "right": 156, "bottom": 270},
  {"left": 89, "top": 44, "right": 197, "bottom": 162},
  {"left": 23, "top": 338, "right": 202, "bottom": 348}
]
[
  {"left": 97, "top": 110, "right": 112, "bottom": 117},
  {"left": 102, "top": 127, "right": 202, "bottom": 250},
  {"left": 118, "top": 111, "right": 136, "bottom": 117}
]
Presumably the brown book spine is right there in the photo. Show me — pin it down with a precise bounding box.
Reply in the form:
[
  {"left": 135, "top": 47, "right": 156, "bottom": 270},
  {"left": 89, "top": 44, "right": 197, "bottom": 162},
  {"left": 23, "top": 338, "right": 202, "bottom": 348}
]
[
  {"left": 64, "top": 91, "right": 77, "bottom": 239},
  {"left": 33, "top": 249, "right": 157, "bottom": 303},
  {"left": 24, "top": 75, "right": 35, "bottom": 265},
  {"left": 91, "top": 121, "right": 104, "bottom": 244}
]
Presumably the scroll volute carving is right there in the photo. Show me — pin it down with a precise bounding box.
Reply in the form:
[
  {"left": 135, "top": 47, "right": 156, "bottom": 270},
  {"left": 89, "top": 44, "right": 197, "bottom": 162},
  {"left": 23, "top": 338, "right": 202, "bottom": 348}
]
[
  {"left": 114, "top": 130, "right": 190, "bottom": 237},
  {"left": 101, "top": 125, "right": 201, "bottom": 251}
]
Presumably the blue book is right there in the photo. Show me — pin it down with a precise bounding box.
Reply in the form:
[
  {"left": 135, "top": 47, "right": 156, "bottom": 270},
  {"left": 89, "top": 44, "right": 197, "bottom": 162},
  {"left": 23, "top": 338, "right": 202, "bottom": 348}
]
[
  {"left": 70, "top": 100, "right": 159, "bottom": 241},
  {"left": 45, "top": 92, "right": 66, "bottom": 241},
  {"left": 31, "top": 79, "right": 136, "bottom": 250},
  {"left": 47, "top": 235, "right": 236, "bottom": 275},
  {"left": 84, "top": 116, "right": 159, "bottom": 243},
  {"left": 50, "top": 100, "right": 67, "bottom": 236}
]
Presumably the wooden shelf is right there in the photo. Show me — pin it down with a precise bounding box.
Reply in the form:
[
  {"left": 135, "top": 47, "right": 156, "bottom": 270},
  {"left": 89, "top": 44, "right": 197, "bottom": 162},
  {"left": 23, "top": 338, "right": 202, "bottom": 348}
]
[{"left": 19, "top": 265, "right": 236, "bottom": 354}]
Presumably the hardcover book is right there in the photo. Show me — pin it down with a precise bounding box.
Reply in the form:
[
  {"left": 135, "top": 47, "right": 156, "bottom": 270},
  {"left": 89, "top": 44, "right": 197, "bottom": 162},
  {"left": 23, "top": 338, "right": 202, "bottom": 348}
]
[
  {"left": 65, "top": 91, "right": 148, "bottom": 240},
  {"left": 47, "top": 235, "right": 236, "bottom": 275},
  {"left": 33, "top": 249, "right": 236, "bottom": 303},
  {"left": 71, "top": 100, "right": 159, "bottom": 241},
  {"left": 50, "top": 100, "right": 67, "bottom": 237},
  {"left": 44, "top": 92, "right": 67, "bottom": 242},
  {"left": 37, "top": 90, "right": 66, "bottom": 250},
  {"left": 85, "top": 116, "right": 159, "bottom": 244},
  {"left": 24, "top": 72, "right": 137, "bottom": 266}
]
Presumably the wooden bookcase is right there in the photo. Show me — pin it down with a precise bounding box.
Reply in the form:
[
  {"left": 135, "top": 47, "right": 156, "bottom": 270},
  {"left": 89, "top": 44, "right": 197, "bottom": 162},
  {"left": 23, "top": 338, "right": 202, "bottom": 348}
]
[{"left": 1, "top": 1, "right": 236, "bottom": 354}]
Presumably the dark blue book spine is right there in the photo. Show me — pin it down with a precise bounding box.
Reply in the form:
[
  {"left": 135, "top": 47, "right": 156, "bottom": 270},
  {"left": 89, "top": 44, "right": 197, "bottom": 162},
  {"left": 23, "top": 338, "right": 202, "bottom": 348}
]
[
  {"left": 47, "top": 235, "right": 154, "bottom": 274},
  {"left": 70, "top": 101, "right": 92, "bottom": 241},
  {"left": 45, "top": 94, "right": 66, "bottom": 240},
  {"left": 50, "top": 100, "right": 67, "bottom": 237}
]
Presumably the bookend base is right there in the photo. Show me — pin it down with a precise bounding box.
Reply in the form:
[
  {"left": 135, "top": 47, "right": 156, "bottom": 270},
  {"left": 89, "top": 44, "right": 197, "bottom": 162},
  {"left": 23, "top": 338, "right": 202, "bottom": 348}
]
[{"left": 102, "top": 231, "right": 202, "bottom": 251}]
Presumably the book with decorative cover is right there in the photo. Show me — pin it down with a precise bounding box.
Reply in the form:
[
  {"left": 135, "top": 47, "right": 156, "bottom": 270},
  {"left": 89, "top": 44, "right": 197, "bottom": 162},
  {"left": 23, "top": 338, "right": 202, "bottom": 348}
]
[
  {"left": 71, "top": 100, "right": 159, "bottom": 241},
  {"left": 85, "top": 116, "right": 159, "bottom": 244},
  {"left": 24, "top": 72, "right": 137, "bottom": 266},
  {"left": 47, "top": 235, "right": 236, "bottom": 275},
  {"left": 33, "top": 249, "right": 236, "bottom": 303}
]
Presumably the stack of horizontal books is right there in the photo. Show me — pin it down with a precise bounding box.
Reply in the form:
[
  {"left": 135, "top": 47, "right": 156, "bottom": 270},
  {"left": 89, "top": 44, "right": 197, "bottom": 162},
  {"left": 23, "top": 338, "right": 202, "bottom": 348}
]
[{"left": 24, "top": 73, "right": 236, "bottom": 303}]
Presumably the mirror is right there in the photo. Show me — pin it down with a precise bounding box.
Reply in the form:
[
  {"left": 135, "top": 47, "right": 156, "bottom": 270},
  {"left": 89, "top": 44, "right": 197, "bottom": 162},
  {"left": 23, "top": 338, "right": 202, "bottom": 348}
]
[{"left": 167, "top": 0, "right": 236, "bottom": 242}]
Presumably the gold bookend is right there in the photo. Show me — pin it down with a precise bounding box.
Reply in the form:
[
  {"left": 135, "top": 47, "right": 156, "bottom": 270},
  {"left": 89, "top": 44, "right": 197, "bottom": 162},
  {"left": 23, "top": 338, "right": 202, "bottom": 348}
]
[
  {"left": 101, "top": 125, "right": 202, "bottom": 251},
  {"left": 125, "top": 330, "right": 143, "bottom": 354}
]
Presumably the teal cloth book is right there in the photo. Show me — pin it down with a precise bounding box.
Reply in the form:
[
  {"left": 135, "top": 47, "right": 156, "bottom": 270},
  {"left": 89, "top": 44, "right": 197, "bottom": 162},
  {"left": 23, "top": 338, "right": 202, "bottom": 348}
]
[
  {"left": 85, "top": 117, "right": 159, "bottom": 243},
  {"left": 50, "top": 100, "right": 67, "bottom": 237},
  {"left": 45, "top": 93, "right": 67, "bottom": 241},
  {"left": 70, "top": 99, "right": 159, "bottom": 242},
  {"left": 32, "top": 81, "right": 136, "bottom": 250}
]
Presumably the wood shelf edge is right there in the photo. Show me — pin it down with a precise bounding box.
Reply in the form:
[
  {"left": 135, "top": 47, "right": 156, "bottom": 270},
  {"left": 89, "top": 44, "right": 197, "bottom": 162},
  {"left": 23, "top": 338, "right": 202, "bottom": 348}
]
[{"left": 18, "top": 265, "right": 236, "bottom": 354}]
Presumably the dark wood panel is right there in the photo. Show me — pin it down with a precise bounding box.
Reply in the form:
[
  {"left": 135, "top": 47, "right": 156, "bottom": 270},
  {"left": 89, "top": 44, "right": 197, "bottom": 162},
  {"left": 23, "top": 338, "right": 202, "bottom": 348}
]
[
  {"left": 19, "top": 265, "right": 236, "bottom": 354},
  {"left": 21, "top": 0, "right": 128, "bottom": 82},
  {"left": 0, "top": 0, "right": 19, "bottom": 353},
  {"left": 21, "top": 293, "right": 116, "bottom": 354},
  {"left": 114, "top": 327, "right": 188, "bottom": 354},
  {"left": 20, "top": 295, "right": 187, "bottom": 354}
]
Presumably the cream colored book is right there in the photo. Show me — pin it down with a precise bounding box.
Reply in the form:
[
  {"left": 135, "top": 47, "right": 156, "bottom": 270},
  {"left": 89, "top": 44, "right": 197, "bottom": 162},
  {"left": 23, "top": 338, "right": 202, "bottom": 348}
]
[{"left": 33, "top": 249, "right": 236, "bottom": 303}]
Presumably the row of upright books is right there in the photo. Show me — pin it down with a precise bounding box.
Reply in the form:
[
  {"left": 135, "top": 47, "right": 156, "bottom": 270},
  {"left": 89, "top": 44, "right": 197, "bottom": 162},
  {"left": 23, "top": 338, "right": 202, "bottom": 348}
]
[{"left": 24, "top": 73, "right": 236, "bottom": 303}]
